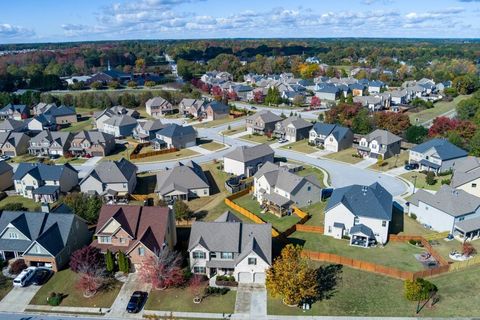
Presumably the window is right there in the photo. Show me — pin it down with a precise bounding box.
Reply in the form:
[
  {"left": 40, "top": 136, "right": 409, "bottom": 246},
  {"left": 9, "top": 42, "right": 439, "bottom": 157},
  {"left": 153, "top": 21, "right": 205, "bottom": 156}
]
[
  {"left": 193, "top": 266, "right": 206, "bottom": 274},
  {"left": 35, "top": 246, "right": 41, "bottom": 254},
  {"left": 119, "top": 238, "right": 126, "bottom": 244},
  {"left": 354, "top": 217, "right": 359, "bottom": 225},
  {"left": 99, "top": 236, "right": 111, "bottom": 244},
  {"left": 204, "top": 190, "right": 208, "bottom": 195},
  {"left": 458, "top": 217, "right": 465, "bottom": 221},
  {"left": 192, "top": 251, "right": 206, "bottom": 259},
  {"left": 248, "top": 258, "right": 257, "bottom": 265},
  {"left": 307, "top": 186, "right": 311, "bottom": 191},
  {"left": 328, "top": 226, "right": 332, "bottom": 233},
  {"left": 473, "top": 183, "right": 477, "bottom": 188},
  {"left": 9, "top": 232, "right": 18, "bottom": 239},
  {"left": 382, "top": 221, "right": 387, "bottom": 227},
  {"left": 220, "top": 252, "right": 234, "bottom": 260},
  {"left": 210, "top": 252, "right": 217, "bottom": 259},
  {"left": 138, "top": 247, "right": 145, "bottom": 256}
]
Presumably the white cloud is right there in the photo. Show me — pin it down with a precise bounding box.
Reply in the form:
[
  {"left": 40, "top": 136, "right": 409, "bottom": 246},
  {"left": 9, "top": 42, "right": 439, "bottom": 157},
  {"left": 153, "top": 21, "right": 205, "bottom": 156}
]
[{"left": 0, "top": 23, "right": 35, "bottom": 39}]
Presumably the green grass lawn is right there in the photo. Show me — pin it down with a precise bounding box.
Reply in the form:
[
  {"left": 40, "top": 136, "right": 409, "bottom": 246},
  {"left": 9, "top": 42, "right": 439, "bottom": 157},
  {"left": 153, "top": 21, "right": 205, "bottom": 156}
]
[
  {"left": 291, "top": 231, "right": 426, "bottom": 272},
  {"left": 198, "top": 141, "right": 224, "bottom": 151},
  {"left": 297, "top": 166, "right": 326, "bottom": 188},
  {"left": 222, "top": 125, "right": 246, "bottom": 136},
  {"left": 60, "top": 119, "right": 93, "bottom": 132},
  {"left": 8, "top": 153, "right": 38, "bottom": 163},
  {"left": 240, "top": 134, "right": 276, "bottom": 144},
  {"left": 144, "top": 285, "right": 236, "bottom": 314},
  {"left": 401, "top": 172, "right": 452, "bottom": 192},
  {"left": 408, "top": 94, "right": 472, "bottom": 125},
  {"left": 133, "top": 148, "right": 199, "bottom": 163},
  {"left": 0, "top": 195, "right": 41, "bottom": 211},
  {"left": 54, "top": 157, "right": 88, "bottom": 165},
  {"left": 368, "top": 151, "right": 409, "bottom": 172},
  {"left": 268, "top": 262, "right": 480, "bottom": 317},
  {"left": 324, "top": 147, "right": 363, "bottom": 164},
  {"left": 194, "top": 116, "right": 245, "bottom": 128},
  {"left": 301, "top": 200, "right": 327, "bottom": 226},
  {"left": 29, "top": 269, "right": 122, "bottom": 308},
  {"left": 428, "top": 238, "right": 480, "bottom": 262},
  {"left": 101, "top": 144, "right": 135, "bottom": 162},
  {"left": 0, "top": 277, "right": 12, "bottom": 302},
  {"left": 280, "top": 140, "right": 319, "bottom": 154}
]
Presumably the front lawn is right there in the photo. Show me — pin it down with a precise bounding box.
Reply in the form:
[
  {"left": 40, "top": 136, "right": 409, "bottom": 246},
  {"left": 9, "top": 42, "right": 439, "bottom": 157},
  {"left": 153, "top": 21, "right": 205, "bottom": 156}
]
[
  {"left": 0, "top": 276, "right": 12, "bottom": 301},
  {"left": 54, "top": 157, "right": 88, "bottom": 165},
  {"left": 222, "top": 125, "right": 246, "bottom": 136},
  {"left": 401, "top": 172, "right": 452, "bottom": 192},
  {"left": 297, "top": 166, "right": 326, "bottom": 188},
  {"left": 290, "top": 231, "right": 426, "bottom": 272},
  {"left": 324, "top": 147, "right": 363, "bottom": 164},
  {"left": 101, "top": 144, "right": 135, "bottom": 162},
  {"left": 240, "top": 134, "right": 276, "bottom": 144},
  {"left": 8, "top": 153, "right": 38, "bottom": 163},
  {"left": 368, "top": 151, "right": 409, "bottom": 172},
  {"left": 60, "top": 118, "right": 93, "bottom": 132},
  {"left": 144, "top": 285, "right": 236, "bottom": 314},
  {"left": 280, "top": 140, "right": 318, "bottom": 154},
  {"left": 29, "top": 269, "right": 122, "bottom": 308},
  {"left": 132, "top": 147, "right": 199, "bottom": 163},
  {"left": 194, "top": 116, "right": 245, "bottom": 128},
  {"left": 0, "top": 195, "right": 41, "bottom": 211},
  {"left": 198, "top": 141, "right": 225, "bottom": 151}
]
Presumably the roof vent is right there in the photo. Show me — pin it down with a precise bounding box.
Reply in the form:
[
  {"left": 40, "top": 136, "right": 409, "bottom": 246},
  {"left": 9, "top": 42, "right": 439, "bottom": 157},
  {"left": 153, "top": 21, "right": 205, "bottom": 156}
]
[{"left": 362, "top": 186, "right": 368, "bottom": 195}]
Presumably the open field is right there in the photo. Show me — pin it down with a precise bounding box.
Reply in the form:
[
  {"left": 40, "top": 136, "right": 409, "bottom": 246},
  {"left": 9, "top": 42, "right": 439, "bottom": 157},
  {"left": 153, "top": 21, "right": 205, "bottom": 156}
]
[
  {"left": 324, "top": 147, "right": 363, "bottom": 164},
  {"left": 280, "top": 140, "right": 318, "bottom": 154},
  {"left": 407, "top": 94, "right": 472, "bottom": 125}
]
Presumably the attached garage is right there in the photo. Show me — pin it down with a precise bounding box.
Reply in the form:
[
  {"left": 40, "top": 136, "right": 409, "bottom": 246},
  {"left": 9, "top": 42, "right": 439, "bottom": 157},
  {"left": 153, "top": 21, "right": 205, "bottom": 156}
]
[
  {"left": 3, "top": 151, "right": 16, "bottom": 157},
  {"left": 90, "top": 151, "right": 104, "bottom": 157},
  {"left": 237, "top": 272, "right": 254, "bottom": 283},
  {"left": 253, "top": 272, "right": 266, "bottom": 284}
]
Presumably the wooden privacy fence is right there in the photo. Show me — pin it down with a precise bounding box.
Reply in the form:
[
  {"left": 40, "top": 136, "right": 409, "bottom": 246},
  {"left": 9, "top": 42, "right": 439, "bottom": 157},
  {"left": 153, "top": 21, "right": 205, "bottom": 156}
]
[
  {"left": 423, "top": 231, "right": 449, "bottom": 241},
  {"left": 449, "top": 255, "right": 480, "bottom": 272},
  {"left": 129, "top": 147, "right": 178, "bottom": 160},
  {"left": 295, "top": 224, "right": 324, "bottom": 233},
  {"left": 130, "top": 194, "right": 150, "bottom": 201},
  {"left": 389, "top": 234, "right": 449, "bottom": 267}
]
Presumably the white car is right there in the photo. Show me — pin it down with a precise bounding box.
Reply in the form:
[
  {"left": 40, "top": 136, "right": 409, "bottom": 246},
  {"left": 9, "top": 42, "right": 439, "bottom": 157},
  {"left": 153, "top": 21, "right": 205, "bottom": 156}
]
[{"left": 13, "top": 267, "right": 36, "bottom": 287}]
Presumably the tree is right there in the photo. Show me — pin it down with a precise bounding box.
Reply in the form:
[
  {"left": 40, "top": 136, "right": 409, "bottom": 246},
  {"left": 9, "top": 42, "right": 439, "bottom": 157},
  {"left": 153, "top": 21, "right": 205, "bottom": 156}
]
[
  {"left": 139, "top": 248, "right": 185, "bottom": 289},
  {"left": 292, "top": 95, "right": 305, "bottom": 107},
  {"left": 76, "top": 263, "right": 108, "bottom": 298},
  {"left": 346, "top": 93, "right": 353, "bottom": 104},
  {"left": 107, "top": 81, "right": 120, "bottom": 89},
  {"left": 253, "top": 90, "right": 265, "bottom": 104},
  {"left": 266, "top": 244, "right": 317, "bottom": 306},
  {"left": 453, "top": 74, "right": 480, "bottom": 95},
  {"left": 135, "top": 58, "right": 146, "bottom": 73},
  {"left": 352, "top": 109, "right": 372, "bottom": 134},
  {"left": 425, "top": 171, "right": 436, "bottom": 185},
  {"left": 469, "top": 130, "right": 480, "bottom": 156},
  {"left": 70, "top": 246, "right": 104, "bottom": 273},
  {"left": 211, "top": 86, "right": 222, "bottom": 97},
  {"left": 405, "top": 125, "right": 428, "bottom": 144},
  {"left": 428, "top": 117, "right": 459, "bottom": 137},
  {"left": 144, "top": 80, "right": 156, "bottom": 88},
  {"left": 462, "top": 242, "right": 477, "bottom": 257},
  {"left": 173, "top": 200, "right": 192, "bottom": 221},
  {"left": 0, "top": 202, "right": 27, "bottom": 211},
  {"left": 404, "top": 278, "right": 437, "bottom": 302},
  {"left": 90, "top": 81, "right": 103, "bottom": 90},
  {"left": 265, "top": 87, "right": 282, "bottom": 106},
  {"left": 117, "top": 251, "right": 130, "bottom": 273},
  {"left": 310, "top": 96, "right": 321, "bottom": 108},
  {"left": 61, "top": 192, "right": 102, "bottom": 224},
  {"left": 374, "top": 112, "right": 411, "bottom": 135},
  {"left": 127, "top": 80, "right": 137, "bottom": 88},
  {"left": 105, "top": 250, "right": 115, "bottom": 273}
]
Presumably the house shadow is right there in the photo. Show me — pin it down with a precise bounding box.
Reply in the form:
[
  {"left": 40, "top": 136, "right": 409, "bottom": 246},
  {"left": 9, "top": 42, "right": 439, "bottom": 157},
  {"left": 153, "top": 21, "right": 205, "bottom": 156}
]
[
  {"left": 193, "top": 210, "right": 208, "bottom": 221},
  {"left": 204, "top": 170, "right": 220, "bottom": 195},
  {"left": 134, "top": 174, "right": 157, "bottom": 194},
  {"left": 197, "top": 138, "right": 214, "bottom": 145},
  {"left": 389, "top": 201, "right": 405, "bottom": 235}
]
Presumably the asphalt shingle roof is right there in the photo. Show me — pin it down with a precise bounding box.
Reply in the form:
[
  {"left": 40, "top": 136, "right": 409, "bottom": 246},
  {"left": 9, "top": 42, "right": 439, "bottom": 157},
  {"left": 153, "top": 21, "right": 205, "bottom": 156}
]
[
  {"left": 155, "top": 160, "right": 209, "bottom": 196},
  {"left": 223, "top": 144, "right": 274, "bottom": 163},
  {"left": 411, "top": 138, "right": 468, "bottom": 161}
]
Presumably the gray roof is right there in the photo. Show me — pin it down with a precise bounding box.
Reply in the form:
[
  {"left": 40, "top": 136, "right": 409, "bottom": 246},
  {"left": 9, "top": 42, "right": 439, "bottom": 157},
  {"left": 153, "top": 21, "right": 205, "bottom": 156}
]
[
  {"left": 350, "top": 224, "right": 375, "bottom": 238},
  {"left": 188, "top": 220, "right": 272, "bottom": 265},
  {"left": 30, "top": 131, "right": 72, "bottom": 147},
  {"left": 205, "top": 101, "right": 229, "bottom": 114},
  {"left": 13, "top": 162, "right": 76, "bottom": 181},
  {"left": 364, "top": 129, "right": 402, "bottom": 145},
  {"left": 223, "top": 144, "right": 274, "bottom": 163},
  {"left": 216, "top": 211, "right": 242, "bottom": 223},
  {"left": 455, "top": 216, "right": 480, "bottom": 233},
  {"left": 246, "top": 110, "right": 282, "bottom": 124},
  {"left": 94, "top": 106, "right": 139, "bottom": 119},
  {"left": 0, "top": 119, "right": 25, "bottom": 131},
  {"left": 0, "top": 132, "right": 29, "bottom": 148},
  {"left": 451, "top": 157, "right": 480, "bottom": 188},
  {"left": 138, "top": 119, "right": 165, "bottom": 132},
  {"left": 310, "top": 123, "right": 351, "bottom": 141},
  {"left": 0, "top": 161, "right": 12, "bottom": 175},
  {"left": 326, "top": 183, "right": 393, "bottom": 221},
  {"left": 146, "top": 97, "right": 172, "bottom": 108},
  {"left": 156, "top": 123, "right": 196, "bottom": 139},
  {"left": 103, "top": 115, "right": 137, "bottom": 127},
  {"left": 71, "top": 130, "right": 114, "bottom": 144},
  {"left": 80, "top": 158, "right": 137, "bottom": 185},
  {"left": 411, "top": 138, "right": 468, "bottom": 161},
  {"left": 277, "top": 117, "right": 312, "bottom": 130},
  {"left": 155, "top": 160, "right": 209, "bottom": 196},
  {"left": 409, "top": 185, "right": 480, "bottom": 218}
]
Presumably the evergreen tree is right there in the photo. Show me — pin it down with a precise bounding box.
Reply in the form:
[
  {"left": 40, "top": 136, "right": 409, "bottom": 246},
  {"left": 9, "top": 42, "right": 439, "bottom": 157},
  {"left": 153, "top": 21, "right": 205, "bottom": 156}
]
[{"left": 105, "top": 250, "right": 115, "bottom": 273}]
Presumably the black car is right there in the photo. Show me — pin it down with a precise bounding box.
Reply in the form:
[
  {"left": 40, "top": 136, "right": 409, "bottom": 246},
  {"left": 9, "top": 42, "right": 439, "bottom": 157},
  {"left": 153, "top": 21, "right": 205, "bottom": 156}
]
[
  {"left": 404, "top": 163, "right": 419, "bottom": 171},
  {"left": 31, "top": 268, "right": 53, "bottom": 285},
  {"left": 126, "top": 291, "right": 148, "bottom": 313}
]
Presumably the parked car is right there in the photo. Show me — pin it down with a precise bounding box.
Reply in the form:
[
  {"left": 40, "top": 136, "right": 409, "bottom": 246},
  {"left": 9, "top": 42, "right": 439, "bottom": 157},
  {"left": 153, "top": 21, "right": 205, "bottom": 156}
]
[
  {"left": 250, "top": 106, "right": 257, "bottom": 110},
  {"left": 278, "top": 138, "right": 288, "bottom": 144},
  {"left": 126, "top": 291, "right": 148, "bottom": 313},
  {"left": 404, "top": 163, "right": 419, "bottom": 170},
  {"left": 31, "top": 268, "right": 53, "bottom": 286},
  {"left": 13, "top": 267, "right": 36, "bottom": 287}
]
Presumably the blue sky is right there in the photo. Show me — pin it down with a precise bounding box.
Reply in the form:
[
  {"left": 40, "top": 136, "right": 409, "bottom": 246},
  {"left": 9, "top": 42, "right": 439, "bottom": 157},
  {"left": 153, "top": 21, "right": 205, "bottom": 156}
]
[{"left": 0, "top": 0, "right": 479, "bottom": 43}]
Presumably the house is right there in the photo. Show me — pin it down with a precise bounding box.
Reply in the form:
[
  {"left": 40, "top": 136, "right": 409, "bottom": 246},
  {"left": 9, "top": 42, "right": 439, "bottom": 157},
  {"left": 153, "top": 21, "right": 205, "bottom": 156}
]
[
  {"left": 409, "top": 138, "right": 468, "bottom": 173},
  {"left": 200, "top": 101, "right": 229, "bottom": 121},
  {"left": 179, "top": 99, "right": 206, "bottom": 118},
  {"left": 69, "top": 131, "right": 116, "bottom": 157},
  {"left": 368, "top": 80, "right": 385, "bottom": 94},
  {"left": 253, "top": 162, "right": 322, "bottom": 216},
  {"left": 353, "top": 95, "right": 390, "bottom": 111},
  {"left": 155, "top": 160, "right": 210, "bottom": 201},
  {"left": 228, "top": 84, "right": 253, "bottom": 100},
  {"left": 309, "top": 123, "right": 353, "bottom": 152},
  {"left": 0, "top": 104, "right": 29, "bottom": 120},
  {"left": 101, "top": 115, "right": 138, "bottom": 138},
  {"left": 356, "top": 129, "right": 402, "bottom": 160},
  {"left": 80, "top": 158, "right": 137, "bottom": 199},
  {"left": 273, "top": 117, "right": 313, "bottom": 142},
  {"left": 324, "top": 183, "right": 393, "bottom": 246},
  {"left": 132, "top": 119, "right": 166, "bottom": 142},
  {"left": 88, "top": 65, "right": 132, "bottom": 84},
  {"left": 153, "top": 124, "right": 197, "bottom": 149},
  {"left": 0, "top": 210, "right": 91, "bottom": 271},
  {"left": 94, "top": 106, "right": 140, "bottom": 131},
  {"left": 13, "top": 163, "right": 78, "bottom": 203},
  {"left": 245, "top": 110, "right": 282, "bottom": 135},
  {"left": 408, "top": 185, "right": 480, "bottom": 239},
  {"left": 389, "top": 89, "right": 409, "bottom": 105},
  {"left": 451, "top": 157, "right": 480, "bottom": 197},
  {"left": 0, "top": 119, "right": 26, "bottom": 133},
  {"left": 314, "top": 85, "right": 340, "bottom": 101},
  {"left": 436, "top": 81, "right": 452, "bottom": 92},
  {"left": 188, "top": 211, "right": 271, "bottom": 283},
  {"left": 0, "top": 132, "right": 29, "bottom": 157},
  {"left": 26, "top": 115, "right": 56, "bottom": 132},
  {"left": 349, "top": 83, "right": 365, "bottom": 97},
  {"left": 35, "top": 104, "right": 77, "bottom": 125},
  {"left": 145, "top": 97, "right": 177, "bottom": 118},
  {"left": 223, "top": 144, "right": 275, "bottom": 177},
  {"left": 28, "top": 131, "right": 73, "bottom": 157},
  {"left": 0, "top": 161, "right": 13, "bottom": 191},
  {"left": 91, "top": 205, "right": 177, "bottom": 268}
]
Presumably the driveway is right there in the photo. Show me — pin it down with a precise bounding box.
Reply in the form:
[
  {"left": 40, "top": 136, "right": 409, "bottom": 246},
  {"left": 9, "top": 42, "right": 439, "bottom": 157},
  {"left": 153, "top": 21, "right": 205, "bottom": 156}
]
[
  {"left": 107, "top": 273, "right": 151, "bottom": 319},
  {"left": 0, "top": 285, "right": 41, "bottom": 312},
  {"left": 234, "top": 283, "right": 267, "bottom": 320}
]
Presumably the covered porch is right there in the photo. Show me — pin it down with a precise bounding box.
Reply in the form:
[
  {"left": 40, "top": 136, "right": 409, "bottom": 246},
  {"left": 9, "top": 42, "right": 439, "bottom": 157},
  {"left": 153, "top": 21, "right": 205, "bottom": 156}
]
[
  {"left": 261, "top": 192, "right": 293, "bottom": 217},
  {"left": 349, "top": 224, "right": 377, "bottom": 248},
  {"left": 32, "top": 185, "right": 60, "bottom": 203},
  {"left": 206, "top": 260, "right": 235, "bottom": 279},
  {"left": 419, "top": 159, "right": 441, "bottom": 173},
  {"left": 102, "top": 189, "right": 129, "bottom": 203},
  {"left": 151, "top": 138, "right": 167, "bottom": 150},
  {"left": 454, "top": 217, "right": 480, "bottom": 241}
]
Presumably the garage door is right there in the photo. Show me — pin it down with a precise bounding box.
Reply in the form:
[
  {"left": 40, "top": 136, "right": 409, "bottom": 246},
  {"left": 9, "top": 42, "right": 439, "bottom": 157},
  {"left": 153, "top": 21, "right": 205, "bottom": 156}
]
[
  {"left": 91, "top": 152, "right": 103, "bottom": 157},
  {"left": 253, "top": 272, "right": 266, "bottom": 284},
  {"left": 3, "top": 151, "right": 15, "bottom": 157},
  {"left": 238, "top": 272, "right": 253, "bottom": 283}
]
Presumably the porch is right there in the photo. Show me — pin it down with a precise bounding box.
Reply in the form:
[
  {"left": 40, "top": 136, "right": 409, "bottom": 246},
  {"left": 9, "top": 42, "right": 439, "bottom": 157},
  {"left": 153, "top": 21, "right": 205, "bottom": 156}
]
[
  {"left": 349, "top": 224, "right": 377, "bottom": 248},
  {"left": 261, "top": 192, "right": 292, "bottom": 218},
  {"left": 454, "top": 217, "right": 480, "bottom": 241},
  {"left": 32, "top": 186, "right": 60, "bottom": 203},
  {"left": 151, "top": 138, "right": 167, "bottom": 150},
  {"left": 419, "top": 159, "right": 441, "bottom": 173}
]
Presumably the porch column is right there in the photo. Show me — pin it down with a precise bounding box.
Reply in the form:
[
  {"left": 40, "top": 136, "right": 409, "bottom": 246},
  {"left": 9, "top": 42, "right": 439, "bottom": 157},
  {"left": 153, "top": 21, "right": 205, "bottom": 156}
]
[{"left": 365, "top": 238, "right": 369, "bottom": 248}]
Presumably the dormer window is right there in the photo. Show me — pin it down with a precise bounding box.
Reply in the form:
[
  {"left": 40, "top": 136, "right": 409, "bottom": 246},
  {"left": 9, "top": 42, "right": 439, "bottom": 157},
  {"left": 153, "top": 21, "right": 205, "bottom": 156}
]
[
  {"left": 138, "top": 247, "right": 145, "bottom": 256},
  {"left": 220, "top": 252, "right": 234, "bottom": 260},
  {"left": 9, "top": 232, "right": 18, "bottom": 239},
  {"left": 354, "top": 217, "right": 359, "bottom": 225},
  {"left": 248, "top": 257, "right": 257, "bottom": 265},
  {"left": 193, "top": 251, "right": 206, "bottom": 259},
  {"left": 98, "top": 236, "right": 111, "bottom": 244}
]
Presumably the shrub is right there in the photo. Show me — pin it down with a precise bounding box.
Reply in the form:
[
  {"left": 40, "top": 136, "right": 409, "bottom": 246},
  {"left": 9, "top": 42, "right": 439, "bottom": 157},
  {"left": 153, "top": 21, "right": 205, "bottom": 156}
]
[
  {"left": 462, "top": 243, "right": 477, "bottom": 257},
  {"left": 204, "top": 286, "right": 230, "bottom": 296},
  {"left": 441, "top": 179, "right": 451, "bottom": 185},
  {"left": 1, "top": 202, "right": 27, "bottom": 211},
  {"left": 404, "top": 278, "right": 437, "bottom": 301},
  {"left": 9, "top": 259, "right": 27, "bottom": 275},
  {"left": 438, "top": 169, "right": 452, "bottom": 176},
  {"left": 410, "top": 213, "right": 417, "bottom": 220},
  {"left": 425, "top": 171, "right": 436, "bottom": 185},
  {"left": 47, "top": 292, "right": 64, "bottom": 306}
]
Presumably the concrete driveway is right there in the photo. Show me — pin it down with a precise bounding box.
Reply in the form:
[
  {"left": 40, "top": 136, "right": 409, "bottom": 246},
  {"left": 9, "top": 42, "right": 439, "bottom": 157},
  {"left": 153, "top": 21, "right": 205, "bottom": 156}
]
[
  {"left": 234, "top": 283, "right": 267, "bottom": 320},
  {"left": 107, "top": 273, "right": 151, "bottom": 319},
  {"left": 0, "top": 285, "right": 41, "bottom": 312}
]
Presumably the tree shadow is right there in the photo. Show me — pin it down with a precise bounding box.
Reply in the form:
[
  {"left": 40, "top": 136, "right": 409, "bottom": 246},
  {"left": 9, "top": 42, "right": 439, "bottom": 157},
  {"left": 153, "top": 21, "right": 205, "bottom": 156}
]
[
  {"left": 315, "top": 264, "right": 343, "bottom": 301},
  {"left": 193, "top": 210, "right": 208, "bottom": 221},
  {"left": 389, "top": 201, "right": 405, "bottom": 234}
]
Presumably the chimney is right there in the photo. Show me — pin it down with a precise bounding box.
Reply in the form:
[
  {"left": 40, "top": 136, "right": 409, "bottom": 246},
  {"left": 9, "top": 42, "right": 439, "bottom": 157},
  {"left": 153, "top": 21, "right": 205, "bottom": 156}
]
[{"left": 41, "top": 203, "right": 50, "bottom": 213}]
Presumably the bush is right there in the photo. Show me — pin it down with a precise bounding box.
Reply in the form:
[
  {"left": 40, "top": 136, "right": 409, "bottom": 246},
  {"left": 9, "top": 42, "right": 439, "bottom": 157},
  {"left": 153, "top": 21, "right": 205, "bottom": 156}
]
[
  {"left": 216, "top": 275, "right": 235, "bottom": 282},
  {"left": 47, "top": 292, "right": 65, "bottom": 306},
  {"left": 404, "top": 278, "right": 437, "bottom": 301},
  {"left": 441, "top": 179, "right": 451, "bottom": 185},
  {"left": 408, "top": 239, "right": 420, "bottom": 246},
  {"left": 410, "top": 213, "right": 417, "bottom": 220},
  {"left": 425, "top": 171, "right": 436, "bottom": 185},
  {"left": 438, "top": 169, "right": 452, "bottom": 176},
  {"left": 9, "top": 259, "right": 27, "bottom": 275},
  {"left": 204, "top": 286, "right": 230, "bottom": 296},
  {"left": 1, "top": 202, "right": 27, "bottom": 211}
]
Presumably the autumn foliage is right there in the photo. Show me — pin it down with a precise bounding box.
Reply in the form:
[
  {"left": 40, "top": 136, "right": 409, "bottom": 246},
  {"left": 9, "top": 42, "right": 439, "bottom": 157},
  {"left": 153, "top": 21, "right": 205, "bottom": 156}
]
[{"left": 139, "top": 248, "right": 185, "bottom": 289}]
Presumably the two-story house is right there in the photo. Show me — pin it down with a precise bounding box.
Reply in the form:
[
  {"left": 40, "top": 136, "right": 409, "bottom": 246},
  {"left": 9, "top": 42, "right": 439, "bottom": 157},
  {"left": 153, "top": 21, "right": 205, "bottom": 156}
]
[
  {"left": 356, "top": 129, "right": 402, "bottom": 160},
  {"left": 92, "top": 205, "right": 177, "bottom": 268},
  {"left": 132, "top": 119, "right": 166, "bottom": 142},
  {"left": 245, "top": 110, "right": 282, "bottom": 135},
  {"left": 153, "top": 124, "right": 197, "bottom": 149},
  {"left": 0, "top": 132, "right": 29, "bottom": 157},
  {"left": 223, "top": 144, "right": 274, "bottom": 177},
  {"left": 13, "top": 163, "right": 78, "bottom": 203},
  {"left": 451, "top": 157, "right": 480, "bottom": 198},
  {"left": 188, "top": 211, "right": 272, "bottom": 283},
  {"left": 200, "top": 101, "right": 229, "bottom": 121},
  {"left": 69, "top": 130, "right": 116, "bottom": 157},
  {"left": 0, "top": 104, "right": 29, "bottom": 120},
  {"left": 409, "top": 138, "right": 468, "bottom": 173},
  {"left": 0, "top": 210, "right": 91, "bottom": 271},
  {"left": 28, "top": 131, "right": 73, "bottom": 157},
  {"left": 145, "top": 97, "right": 177, "bottom": 118},
  {"left": 273, "top": 117, "right": 313, "bottom": 142},
  {"left": 324, "top": 183, "right": 393, "bottom": 247},
  {"left": 0, "top": 119, "right": 27, "bottom": 133},
  {"left": 179, "top": 99, "right": 207, "bottom": 118},
  {"left": 94, "top": 106, "right": 140, "bottom": 131},
  {"left": 80, "top": 158, "right": 137, "bottom": 199},
  {"left": 309, "top": 123, "right": 353, "bottom": 152},
  {"left": 100, "top": 115, "right": 138, "bottom": 138}
]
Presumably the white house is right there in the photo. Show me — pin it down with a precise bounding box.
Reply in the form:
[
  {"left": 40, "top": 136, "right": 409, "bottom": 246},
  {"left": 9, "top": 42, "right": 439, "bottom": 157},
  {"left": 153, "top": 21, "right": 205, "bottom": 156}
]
[
  {"left": 309, "top": 123, "right": 353, "bottom": 152},
  {"left": 409, "top": 138, "right": 468, "bottom": 173},
  {"left": 356, "top": 129, "right": 402, "bottom": 160},
  {"left": 188, "top": 211, "right": 271, "bottom": 283},
  {"left": 451, "top": 157, "right": 480, "bottom": 198},
  {"left": 223, "top": 144, "right": 274, "bottom": 177},
  {"left": 324, "top": 183, "right": 393, "bottom": 246}
]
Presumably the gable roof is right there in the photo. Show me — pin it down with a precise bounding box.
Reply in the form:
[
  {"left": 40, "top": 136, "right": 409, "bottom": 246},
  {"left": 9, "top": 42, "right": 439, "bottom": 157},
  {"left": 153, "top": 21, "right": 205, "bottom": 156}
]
[
  {"left": 146, "top": 97, "right": 172, "bottom": 108},
  {"left": 277, "top": 117, "right": 312, "bottom": 130},
  {"left": 138, "top": 119, "right": 165, "bottom": 132},
  {"left": 0, "top": 119, "right": 25, "bottom": 131},
  {"left": 155, "top": 160, "right": 209, "bottom": 196},
  {"left": 364, "top": 129, "right": 402, "bottom": 145},
  {"left": 246, "top": 110, "right": 282, "bottom": 123},
  {"left": 0, "top": 104, "right": 27, "bottom": 114},
  {"left": 310, "top": 122, "right": 351, "bottom": 141},
  {"left": 156, "top": 123, "right": 196, "bottom": 138},
  {"left": 411, "top": 138, "right": 468, "bottom": 161},
  {"left": 103, "top": 115, "right": 137, "bottom": 127},
  {"left": 30, "top": 131, "right": 72, "bottom": 147},
  {"left": 0, "top": 161, "right": 12, "bottom": 175},
  {"left": 205, "top": 101, "right": 229, "bottom": 114},
  {"left": 80, "top": 158, "right": 137, "bottom": 185},
  {"left": 13, "top": 162, "right": 76, "bottom": 181},
  {"left": 326, "top": 183, "right": 393, "bottom": 221},
  {"left": 451, "top": 157, "right": 480, "bottom": 187},
  {"left": 223, "top": 144, "right": 274, "bottom": 163}
]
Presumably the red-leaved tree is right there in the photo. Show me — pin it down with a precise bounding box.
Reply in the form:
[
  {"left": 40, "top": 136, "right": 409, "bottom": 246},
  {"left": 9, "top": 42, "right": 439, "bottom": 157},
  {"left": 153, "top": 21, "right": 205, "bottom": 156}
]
[
  {"left": 428, "top": 116, "right": 459, "bottom": 137},
  {"left": 310, "top": 96, "right": 321, "bottom": 108},
  {"left": 253, "top": 90, "right": 265, "bottom": 104},
  {"left": 75, "top": 264, "right": 107, "bottom": 298},
  {"left": 227, "top": 90, "right": 239, "bottom": 101},
  {"left": 211, "top": 85, "right": 222, "bottom": 97},
  {"left": 70, "top": 246, "right": 104, "bottom": 273},
  {"left": 139, "top": 248, "right": 185, "bottom": 290}
]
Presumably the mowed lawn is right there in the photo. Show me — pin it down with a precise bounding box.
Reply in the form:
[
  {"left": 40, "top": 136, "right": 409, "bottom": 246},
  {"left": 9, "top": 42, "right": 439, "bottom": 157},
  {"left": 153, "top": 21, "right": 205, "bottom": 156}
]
[
  {"left": 408, "top": 94, "right": 472, "bottom": 125},
  {"left": 194, "top": 116, "right": 245, "bottom": 128},
  {"left": 145, "top": 285, "right": 236, "bottom": 314},
  {"left": 198, "top": 141, "right": 225, "bottom": 151},
  {"left": 301, "top": 200, "right": 327, "bottom": 227},
  {"left": 30, "top": 269, "right": 122, "bottom": 308},
  {"left": 240, "top": 134, "right": 276, "bottom": 144},
  {"left": 324, "top": 147, "right": 363, "bottom": 164},
  {"left": 290, "top": 231, "right": 426, "bottom": 272},
  {"left": 268, "top": 262, "right": 480, "bottom": 317},
  {"left": 0, "top": 195, "right": 41, "bottom": 211},
  {"left": 297, "top": 166, "right": 326, "bottom": 188},
  {"left": 222, "top": 125, "right": 246, "bottom": 136},
  {"left": 280, "top": 140, "right": 318, "bottom": 154},
  {"left": 368, "top": 151, "right": 409, "bottom": 172},
  {"left": 60, "top": 118, "right": 93, "bottom": 132},
  {"left": 401, "top": 171, "right": 452, "bottom": 192}
]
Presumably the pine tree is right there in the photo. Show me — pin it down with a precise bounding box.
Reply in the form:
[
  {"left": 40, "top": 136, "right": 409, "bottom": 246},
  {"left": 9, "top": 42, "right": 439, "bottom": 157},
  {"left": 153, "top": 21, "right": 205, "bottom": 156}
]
[
  {"left": 105, "top": 249, "right": 115, "bottom": 273},
  {"left": 117, "top": 251, "right": 130, "bottom": 273}
]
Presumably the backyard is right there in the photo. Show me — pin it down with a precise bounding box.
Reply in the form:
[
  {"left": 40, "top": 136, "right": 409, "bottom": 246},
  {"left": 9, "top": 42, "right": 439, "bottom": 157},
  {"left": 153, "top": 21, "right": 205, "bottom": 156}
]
[
  {"left": 0, "top": 195, "right": 41, "bottom": 211},
  {"left": 324, "top": 147, "right": 363, "bottom": 164},
  {"left": 280, "top": 140, "right": 319, "bottom": 154},
  {"left": 401, "top": 171, "right": 452, "bottom": 192},
  {"left": 301, "top": 200, "right": 327, "bottom": 227},
  {"left": 29, "top": 269, "right": 122, "bottom": 308}
]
